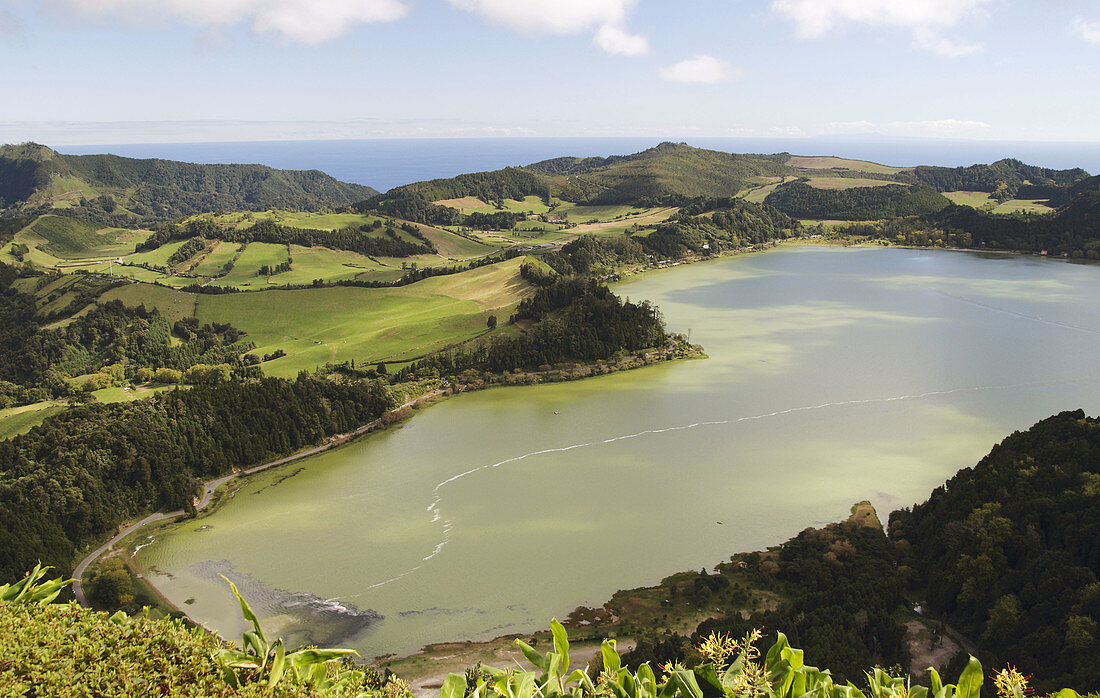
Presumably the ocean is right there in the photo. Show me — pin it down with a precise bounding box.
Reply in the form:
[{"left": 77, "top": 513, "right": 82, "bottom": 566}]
[{"left": 58, "top": 137, "right": 1100, "bottom": 193}]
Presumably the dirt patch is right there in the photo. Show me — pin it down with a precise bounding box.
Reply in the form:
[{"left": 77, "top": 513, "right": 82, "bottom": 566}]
[{"left": 905, "top": 619, "right": 962, "bottom": 679}]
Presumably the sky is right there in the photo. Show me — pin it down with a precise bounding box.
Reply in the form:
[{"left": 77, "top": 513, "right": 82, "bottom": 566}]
[{"left": 1, "top": 0, "right": 1099, "bottom": 144}]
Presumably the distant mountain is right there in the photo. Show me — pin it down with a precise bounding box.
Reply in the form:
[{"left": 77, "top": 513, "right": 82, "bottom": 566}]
[{"left": 0, "top": 143, "right": 378, "bottom": 224}]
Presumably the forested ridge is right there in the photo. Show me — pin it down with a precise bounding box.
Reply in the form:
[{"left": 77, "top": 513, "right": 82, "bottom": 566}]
[
  {"left": 0, "top": 143, "right": 377, "bottom": 224},
  {"left": 764, "top": 182, "right": 951, "bottom": 220},
  {"left": 890, "top": 411, "right": 1100, "bottom": 691}
]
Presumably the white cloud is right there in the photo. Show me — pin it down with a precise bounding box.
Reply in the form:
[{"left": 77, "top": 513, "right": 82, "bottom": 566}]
[
  {"left": 911, "top": 28, "right": 982, "bottom": 57},
  {"left": 1072, "top": 17, "right": 1100, "bottom": 44},
  {"left": 59, "top": 0, "right": 409, "bottom": 43},
  {"left": 771, "top": 0, "right": 990, "bottom": 37},
  {"left": 659, "top": 55, "right": 741, "bottom": 84},
  {"left": 890, "top": 119, "right": 991, "bottom": 136},
  {"left": 447, "top": 0, "right": 648, "bottom": 55},
  {"left": 771, "top": 0, "right": 988, "bottom": 56},
  {"left": 593, "top": 24, "right": 649, "bottom": 55},
  {"left": 446, "top": 0, "right": 635, "bottom": 34}
]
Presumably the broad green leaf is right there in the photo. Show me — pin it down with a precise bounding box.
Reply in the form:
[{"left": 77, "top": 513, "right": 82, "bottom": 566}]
[
  {"left": 955, "top": 657, "right": 983, "bottom": 698},
  {"left": 602, "top": 638, "right": 622, "bottom": 674},
  {"left": 551, "top": 619, "right": 570, "bottom": 675},
  {"left": 515, "top": 639, "right": 550, "bottom": 672},
  {"left": 928, "top": 669, "right": 944, "bottom": 697},
  {"left": 766, "top": 633, "right": 790, "bottom": 671},
  {"left": 668, "top": 669, "right": 705, "bottom": 698},
  {"left": 442, "top": 673, "right": 468, "bottom": 698},
  {"left": 267, "top": 639, "right": 286, "bottom": 688}
]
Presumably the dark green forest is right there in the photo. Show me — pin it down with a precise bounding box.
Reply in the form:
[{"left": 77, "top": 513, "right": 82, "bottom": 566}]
[
  {"left": 0, "top": 267, "right": 255, "bottom": 407},
  {"left": 764, "top": 182, "right": 951, "bottom": 220},
  {"left": 0, "top": 374, "right": 394, "bottom": 583},
  {"left": 889, "top": 410, "right": 1100, "bottom": 692},
  {"left": 397, "top": 277, "right": 669, "bottom": 379},
  {"left": 901, "top": 159, "right": 1088, "bottom": 200}
]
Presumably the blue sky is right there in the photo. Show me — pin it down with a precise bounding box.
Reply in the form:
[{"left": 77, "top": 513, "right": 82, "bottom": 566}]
[{"left": 2, "top": 0, "right": 1099, "bottom": 144}]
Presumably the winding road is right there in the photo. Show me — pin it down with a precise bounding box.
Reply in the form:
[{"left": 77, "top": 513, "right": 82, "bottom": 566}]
[{"left": 72, "top": 389, "right": 446, "bottom": 606}]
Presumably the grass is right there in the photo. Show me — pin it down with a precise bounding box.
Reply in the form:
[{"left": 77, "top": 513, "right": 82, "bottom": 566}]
[
  {"left": 0, "top": 401, "right": 66, "bottom": 440},
  {"left": 0, "top": 216, "right": 150, "bottom": 268},
  {"left": 98, "top": 283, "right": 199, "bottom": 324},
  {"left": 802, "top": 176, "right": 900, "bottom": 190},
  {"left": 993, "top": 199, "right": 1055, "bottom": 215},
  {"left": 943, "top": 191, "right": 996, "bottom": 209},
  {"left": 785, "top": 155, "right": 909, "bottom": 175},
  {"left": 435, "top": 195, "right": 550, "bottom": 216},
  {"left": 190, "top": 241, "right": 243, "bottom": 277},
  {"left": 740, "top": 177, "right": 792, "bottom": 203},
  {"left": 123, "top": 240, "right": 188, "bottom": 268},
  {"left": 263, "top": 245, "right": 393, "bottom": 286},
  {"left": 212, "top": 242, "right": 290, "bottom": 288},
  {"left": 90, "top": 385, "right": 173, "bottom": 404},
  {"left": 195, "top": 257, "right": 532, "bottom": 377},
  {"left": 551, "top": 202, "right": 656, "bottom": 223}
]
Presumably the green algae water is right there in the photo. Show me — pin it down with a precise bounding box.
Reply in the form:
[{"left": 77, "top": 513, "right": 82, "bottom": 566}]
[{"left": 135, "top": 246, "right": 1100, "bottom": 658}]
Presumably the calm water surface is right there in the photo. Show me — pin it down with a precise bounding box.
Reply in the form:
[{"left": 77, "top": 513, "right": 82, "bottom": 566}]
[{"left": 135, "top": 246, "right": 1100, "bottom": 658}]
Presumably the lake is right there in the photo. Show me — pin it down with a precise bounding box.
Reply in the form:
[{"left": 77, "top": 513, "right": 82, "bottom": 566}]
[{"left": 134, "top": 246, "right": 1100, "bottom": 658}]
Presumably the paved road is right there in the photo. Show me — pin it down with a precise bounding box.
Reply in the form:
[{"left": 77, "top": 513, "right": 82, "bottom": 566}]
[{"left": 71, "top": 389, "right": 445, "bottom": 606}]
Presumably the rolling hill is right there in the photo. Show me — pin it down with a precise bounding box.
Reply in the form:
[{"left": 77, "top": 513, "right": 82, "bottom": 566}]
[{"left": 0, "top": 143, "right": 377, "bottom": 224}]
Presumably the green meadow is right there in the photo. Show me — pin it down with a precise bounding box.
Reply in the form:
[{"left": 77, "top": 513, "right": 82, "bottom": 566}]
[
  {"left": 194, "top": 257, "right": 532, "bottom": 377},
  {"left": 0, "top": 401, "right": 67, "bottom": 441},
  {"left": 191, "top": 241, "right": 243, "bottom": 276},
  {"left": 211, "top": 242, "right": 290, "bottom": 288},
  {"left": 993, "top": 199, "right": 1055, "bottom": 215},
  {"left": 944, "top": 191, "right": 997, "bottom": 209},
  {"left": 435, "top": 195, "right": 550, "bottom": 215},
  {"left": 802, "top": 176, "right": 900, "bottom": 190}
]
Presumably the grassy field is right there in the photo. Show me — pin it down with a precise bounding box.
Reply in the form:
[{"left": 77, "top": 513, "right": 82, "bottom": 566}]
[
  {"left": 123, "top": 240, "right": 188, "bottom": 269},
  {"left": 191, "top": 241, "right": 243, "bottom": 276},
  {"left": 803, "top": 176, "right": 900, "bottom": 190},
  {"left": 435, "top": 195, "right": 550, "bottom": 215},
  {"left": 195, "top": 257, "right": 533, "bottom": 377},
  {"left": 993, "top": 199, "right": 1055, "bottom": 215},
  {"left": 785, "top": 155, "right": 909, "bottom": 175},
  {"left": 211, "top": 242, "right": 290, "bottom": 288},
  {"left": 943, "top": 191, "right": 996, "bottom": 209},
  {"left": 0, "top": 216, "right": 151, "bottom": 267},
  {"left": 98, "top": 282, "right": 199, "bottom": 324},
  {"left": 0, "top": 401, "right": 66, "bottom": 440},
  {"left": 263, "top": 245, "right": 396, "bottom": 286},
  {"left": 551, "top": 202, "right": 658, "bottom": 223}
]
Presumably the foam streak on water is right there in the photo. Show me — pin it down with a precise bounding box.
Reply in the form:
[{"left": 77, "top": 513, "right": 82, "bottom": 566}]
[{"left": 347, "top": 379, "right": 1086, "bottom": 592}]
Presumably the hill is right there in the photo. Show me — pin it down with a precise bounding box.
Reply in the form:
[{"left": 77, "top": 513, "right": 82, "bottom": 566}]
[
  {"left": 765, "top": 181, "right": 951, "bottom": 220},
  {"left": 901, "top": 158, "right": 1089, "bottom": 200},
  {"left": 0, "top": 143, "right": 377, "bottom": 224},
  {"left": 890, "top": 410, "right": 1100, "bottom": 692}
]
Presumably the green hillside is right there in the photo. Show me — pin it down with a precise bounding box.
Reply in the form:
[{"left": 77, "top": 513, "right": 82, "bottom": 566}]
[
  {"left": 0, "top": 143, "right": 378, "bottom": 223},
  {"left": 527, "top": 142, "right": 793, "bottom": 204}
]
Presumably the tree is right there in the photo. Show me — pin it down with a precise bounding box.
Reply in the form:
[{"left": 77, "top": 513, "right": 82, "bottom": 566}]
[
  {"left": 87, "top": 558, "right": 134, "bottom": 609},
  {"left": 487, "top": 315, "right": 498, "bottom": 330}
]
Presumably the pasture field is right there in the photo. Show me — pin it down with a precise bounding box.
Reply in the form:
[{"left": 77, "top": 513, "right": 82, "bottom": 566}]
[
  {"left": 550, "top": 202, "right": 656, "bottom": 223},
  {"left": 123, "top": 240, "right": 188, "bottom": 268},
  {"left": 802, "top": 177, "right": 901, "bottom": 190},
  {"left": 993, "top": 199, "right": 1055, "bottom": 215},
  {"left": 113, "top": 265, "right": 172, "bottom": 284},
  {"left": 212, "top": 242, "right": 290, "bottom": 288},
  {"left": 98, "top": 282, "right": 199, "bottom": 324},
  {"left": 0, "top": 402, "right": 66, "bottom": 441},
  {"left": 435, "top": 196, "right": 550, "bottom": 215},
  {"left": 266, "top": 245, "right": 394, "bottom": 286},
  {"left": 191, "top": 241, "right": 243, "bottom": 276},
  {"left": 944, "top": 191, "right": 996, "bottom": 208},
  {"left": 0, "top": 215, "right": 151, "bottom": 267},
  {"left": 188, "top": 210, "right": 381, "bottom": 231},
  {"left": 740, "top": 177, "right": 791, "bottom": 203},
  {"left": 195, "top": 257, "right": 533, "bottom": 377},
  {"left": 785, "top": 155, "right": 909, "bottom": 175},
  {"left": 414, "top": 224, "right": 498, "bottom": 258}
]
